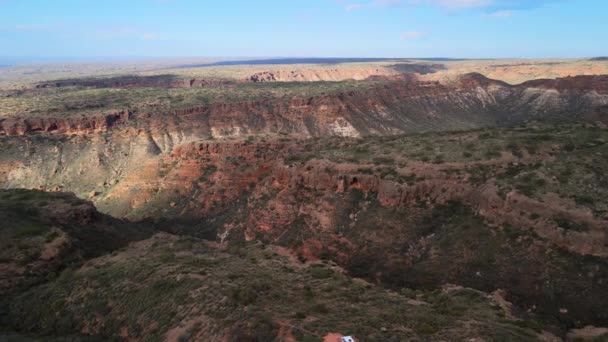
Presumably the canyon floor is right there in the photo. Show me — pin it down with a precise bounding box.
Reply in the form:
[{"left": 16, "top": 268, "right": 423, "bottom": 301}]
[{"left": 1, "top": 58, "right": 608, "bottom": 341}]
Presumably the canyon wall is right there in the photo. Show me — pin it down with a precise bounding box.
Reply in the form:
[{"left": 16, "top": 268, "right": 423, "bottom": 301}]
[{"left": 3, "top": 74, "right": 608, "bottom": 138}]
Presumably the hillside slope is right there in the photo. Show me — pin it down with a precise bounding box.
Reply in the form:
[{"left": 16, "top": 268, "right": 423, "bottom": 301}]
[{"left": 0, "top": 190, "right": 550, "bottom": 342}]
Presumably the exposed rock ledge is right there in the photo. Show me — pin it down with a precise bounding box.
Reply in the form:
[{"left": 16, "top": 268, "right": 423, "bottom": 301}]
[{"left": 0, "top": 110, "right": 130, "bottom": 136}]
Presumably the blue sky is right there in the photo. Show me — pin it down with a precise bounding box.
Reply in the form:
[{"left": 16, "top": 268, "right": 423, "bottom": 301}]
[{"left": 0, "top": 0, "right": 605, "bottom": 59}]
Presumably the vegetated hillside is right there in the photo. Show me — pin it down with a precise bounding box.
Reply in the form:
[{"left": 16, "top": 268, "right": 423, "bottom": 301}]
[
  {"left": 0, "top": 189, "right": 152, "bottom": 297},
  {"left": 1, "top": 190, "right": 547, "bottom": 342},
  {"left": 29, "top": 74, "right": 235, "bottom": 89},
  {"left": 0, "top": 78, "right": 383, "bottom": 118}
]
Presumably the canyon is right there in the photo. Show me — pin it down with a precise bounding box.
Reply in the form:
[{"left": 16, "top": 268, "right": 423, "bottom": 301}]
[{"left": 1, "top": 60, "right": 608, "bottom": 341}]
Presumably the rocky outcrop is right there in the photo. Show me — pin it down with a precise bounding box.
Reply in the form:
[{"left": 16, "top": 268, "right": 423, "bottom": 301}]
[
  {"left": 520, "top": 75, "right": 608, "bottom": 93},
  {"left": 247, "top": 63, "right": 447, "bottom": 82},
  {"left": 247, "top": 67, "right": 402, "bottom": 82},
  {"left": 455, "top": 72, "right": 513, "bottom": 88},
  {"left": 0, "top": 110, "right": 130, "bottom": 135}
]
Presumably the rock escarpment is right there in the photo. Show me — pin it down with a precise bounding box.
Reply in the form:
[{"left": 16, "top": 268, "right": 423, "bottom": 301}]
[
  {"left": 0, "top": 110, "right": 131, "bottom": 135},
  {"left": 3, "top": 74, "right": 608, "bottom": 137},
  {"left": 247, "top": 67, "right": 401, "bottom": 82}
]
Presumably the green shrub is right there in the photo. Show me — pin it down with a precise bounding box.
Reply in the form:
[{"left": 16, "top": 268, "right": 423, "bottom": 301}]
[
  {"left": 11, "top": 222, "right": 48, "bottom": 238},
  {"left": 357, "top": 167, "right": 374, "bottom": 175},
  {"left": 230, "top": 286, "right": 258, "bottom": 305},
  {"left": 553, "top": 217, "right": 589, "bottom": 232},
  {"left": 311, "top": 303, "right": 329, "bottom": 314},
  {"left": 372, "top": 156, "right": 393, "bottom": 165},
  {"left": 309, "top": 265, "right": 333, "bottom": 279}
]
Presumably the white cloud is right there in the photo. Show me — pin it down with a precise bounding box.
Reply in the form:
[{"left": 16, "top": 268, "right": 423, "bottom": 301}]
[
  {"left": 430, "top": 0, "right": 492, "bottom": 8},
  {"left": 489, "top": 9, "right": 515, "bottom": 17},
  {"left": 400, "top": 31, "right": 426, "bottom": 40},
  {"left": 335, "top": 0, "right": 562, "bottom": 12},
  {"left": 14, "top": 24, "right": 48, "bottom": 31},
  {"left": 345, "top": 3, "right": 364, "bottom": 10},
  {"left": 141, "top": 33, "right": 167, "bottom": 40},
  {"left": 373, "top": 0, "right": 405, "bottom": 6},
  {"left": 373, "top": 0, "right": 492, "bottom": 8}
]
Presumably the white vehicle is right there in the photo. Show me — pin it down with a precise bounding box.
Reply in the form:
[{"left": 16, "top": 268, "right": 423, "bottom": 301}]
[{"left": 341, "top": 336, "right": 355, "bottom": 342}]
